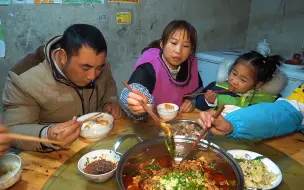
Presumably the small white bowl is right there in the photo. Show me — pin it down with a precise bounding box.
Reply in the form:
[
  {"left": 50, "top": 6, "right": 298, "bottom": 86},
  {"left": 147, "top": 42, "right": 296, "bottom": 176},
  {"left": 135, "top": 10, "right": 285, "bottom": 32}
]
[
  {"left": 78, "top": 112, "right": 114, "bottom": 139},
  {"left": 77, "top": 149, "right": 120, "bottom": 183},
  {"left": 0, "top": 154, "right": 22, "bottom": 190},
  {"left": 157, "top": 103, "right": 179, "bottom": 121},
  {"left": 221, "top": 105, "right": 241, "bottom": 117}
]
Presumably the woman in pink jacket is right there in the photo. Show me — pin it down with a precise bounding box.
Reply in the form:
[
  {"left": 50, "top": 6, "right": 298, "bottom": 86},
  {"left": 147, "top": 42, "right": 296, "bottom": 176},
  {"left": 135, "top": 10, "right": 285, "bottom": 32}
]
[{"left": 120, "top": 20, "right": 203, "bottom": 120}]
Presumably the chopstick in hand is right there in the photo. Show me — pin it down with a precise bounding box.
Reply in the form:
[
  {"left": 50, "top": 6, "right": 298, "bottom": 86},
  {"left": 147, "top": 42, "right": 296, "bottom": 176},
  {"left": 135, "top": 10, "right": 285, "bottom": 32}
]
[
  {"left": 122, "top": 81, "right": 175, "bottom": 159},
  {"left": 122, "top": 81, "right": 172, "bottom": 136},
  {"left": 1, "top": 115, "right": 64, "bottom": 146},
  {"left": 183, "top": 89, "right": 231, "bottom": 98},
  {"left": 122, "top": 81, "right": 161, "bottom": 122},
  {"left": 180, "top": 105, "right": 225, "bottom": 163},
  {"left": 7, "top": 133, "right": 64, "bottom": 146}
]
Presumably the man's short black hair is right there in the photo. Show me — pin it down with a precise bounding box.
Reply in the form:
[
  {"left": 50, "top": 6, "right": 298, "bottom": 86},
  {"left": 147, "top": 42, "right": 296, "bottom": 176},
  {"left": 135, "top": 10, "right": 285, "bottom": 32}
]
[{"left": 60, "top": 24, "right": 107, "bottom": 60}]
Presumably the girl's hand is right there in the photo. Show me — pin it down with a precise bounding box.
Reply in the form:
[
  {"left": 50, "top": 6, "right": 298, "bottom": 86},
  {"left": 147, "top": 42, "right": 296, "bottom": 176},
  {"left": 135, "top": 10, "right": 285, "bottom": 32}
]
[
  {"left": 180, "top": 99, "right": 195, "bottom": 113},
  {"left": 205, "top": 90, "right": 217, "bottom": 104}
]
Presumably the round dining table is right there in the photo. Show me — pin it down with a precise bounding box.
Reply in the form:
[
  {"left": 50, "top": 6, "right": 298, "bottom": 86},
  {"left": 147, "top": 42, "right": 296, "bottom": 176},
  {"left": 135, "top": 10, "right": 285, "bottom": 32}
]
[{"left": 8, "top": 110, "right": 304, "bottom": 190}]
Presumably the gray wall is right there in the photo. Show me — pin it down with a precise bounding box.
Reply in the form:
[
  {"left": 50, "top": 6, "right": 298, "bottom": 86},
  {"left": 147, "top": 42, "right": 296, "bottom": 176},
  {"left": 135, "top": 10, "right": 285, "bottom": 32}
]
[
  {"left": 245, "top": 0, "right": 304, "bottom": 56},
  {"left": 0, "top": 0, "right": 251, "bottom": 112}
]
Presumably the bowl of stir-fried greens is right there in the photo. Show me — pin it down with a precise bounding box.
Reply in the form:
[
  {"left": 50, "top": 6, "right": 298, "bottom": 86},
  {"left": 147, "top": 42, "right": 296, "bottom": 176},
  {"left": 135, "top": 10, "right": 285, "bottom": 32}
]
[{"left": 228, "top": 150, "right": 282, "bottom": 190}]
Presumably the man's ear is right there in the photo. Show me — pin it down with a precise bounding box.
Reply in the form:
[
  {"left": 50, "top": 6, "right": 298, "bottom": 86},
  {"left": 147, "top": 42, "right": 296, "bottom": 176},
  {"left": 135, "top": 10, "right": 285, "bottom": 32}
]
[{"left": 58, "top": 49, "right": 68, "bottom": 67}]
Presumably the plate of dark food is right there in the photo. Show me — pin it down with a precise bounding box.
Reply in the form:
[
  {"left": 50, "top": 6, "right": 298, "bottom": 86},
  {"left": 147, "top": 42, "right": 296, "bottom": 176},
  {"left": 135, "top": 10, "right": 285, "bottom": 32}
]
[
  {"left": 159, "top": 120, "right": 208, "bottom": 138},
  {"left": 281, "top": 53, "right": 304, "bottom": 70},
  {"left": 78, "top": 149, "right": 120, "bottom": 183}
]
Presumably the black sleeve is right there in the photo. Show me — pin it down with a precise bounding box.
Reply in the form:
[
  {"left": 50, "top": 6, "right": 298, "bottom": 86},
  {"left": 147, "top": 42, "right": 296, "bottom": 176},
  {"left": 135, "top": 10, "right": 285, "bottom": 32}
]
[
  {"left": 202, "top": 81, "right": 216, "bottom": 92},
  {"left": 128, "top": 63, "right": 156, "bottom": 94}
]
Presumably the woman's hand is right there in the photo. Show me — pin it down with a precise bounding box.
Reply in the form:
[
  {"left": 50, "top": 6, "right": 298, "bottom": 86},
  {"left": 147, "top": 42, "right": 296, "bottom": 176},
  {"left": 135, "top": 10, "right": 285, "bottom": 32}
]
[{"left": 127, "top": 89, "right": 152, "bottom": 115}]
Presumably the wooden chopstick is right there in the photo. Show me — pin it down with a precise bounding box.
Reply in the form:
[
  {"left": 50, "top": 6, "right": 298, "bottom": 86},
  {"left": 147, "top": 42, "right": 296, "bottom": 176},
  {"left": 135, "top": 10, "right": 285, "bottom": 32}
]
[
  {"left": 7, "top": 133, "right": 64, "bottom": 146},
  {"left": 122, "top": 81, "right": 172, "bottom": 137},
  {"left": 6, "top": 114, "right": 103, "bottom": 146},
  {"left": 56, "top": 113, "right": 104, "bottom": 135},
  {"left": 180, "top": 105, "right": 225, "bottom": 163},
  {"left": 183, "top": 89, "right": 231, "bottom": 98},
  {"left": 80, "top": 113, "right": 103, "bottom": 123}
]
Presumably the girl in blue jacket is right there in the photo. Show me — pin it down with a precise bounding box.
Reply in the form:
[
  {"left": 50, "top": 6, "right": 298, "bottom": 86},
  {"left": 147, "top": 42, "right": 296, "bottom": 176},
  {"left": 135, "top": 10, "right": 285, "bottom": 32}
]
[{"left": 198, "top": 84, "right": 304, "bottom": 139}]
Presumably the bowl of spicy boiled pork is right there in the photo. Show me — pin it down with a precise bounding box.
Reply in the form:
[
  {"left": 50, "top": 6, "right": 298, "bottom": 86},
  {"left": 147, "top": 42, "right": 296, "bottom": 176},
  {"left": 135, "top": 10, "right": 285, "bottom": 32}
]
[
  {"left": 159, "top": 119, "right": 210, "bottom": 138},
  {"left": 78, "top": 149, "right": 120, "bottom": 183},
  {"left": 115, "top": 135, "right": 244, "bottom": 190}
]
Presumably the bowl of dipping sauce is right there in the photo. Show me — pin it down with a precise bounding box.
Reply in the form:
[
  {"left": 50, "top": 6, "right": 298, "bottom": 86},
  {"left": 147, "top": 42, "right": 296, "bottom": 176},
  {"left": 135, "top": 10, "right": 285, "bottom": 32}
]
[{"left": 78, "top": 149, "right": 120, "bottom": 183}]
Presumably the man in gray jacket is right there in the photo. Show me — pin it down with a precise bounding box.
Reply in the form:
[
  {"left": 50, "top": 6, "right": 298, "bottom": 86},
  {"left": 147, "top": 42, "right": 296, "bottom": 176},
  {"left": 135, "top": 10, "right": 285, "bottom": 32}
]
[{"left": 2, "top": 24, "right": 123, "bottom": 152}]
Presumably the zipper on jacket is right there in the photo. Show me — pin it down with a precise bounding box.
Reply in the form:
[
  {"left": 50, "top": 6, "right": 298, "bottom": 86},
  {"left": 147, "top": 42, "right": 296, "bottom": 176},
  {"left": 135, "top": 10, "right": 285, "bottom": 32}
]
[
  {"left": 56, "top": 78, "right": 86, "bottom": 115},
  {"left": 88, "top": 86, "right": 95, "bottom": 112}
]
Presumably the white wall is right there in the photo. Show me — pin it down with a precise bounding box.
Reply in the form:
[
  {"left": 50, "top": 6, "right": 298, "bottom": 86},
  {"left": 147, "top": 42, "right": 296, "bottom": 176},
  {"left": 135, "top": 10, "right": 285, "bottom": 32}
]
[{"left": 246, "top": 0, "right": 304, "bottom": 57}]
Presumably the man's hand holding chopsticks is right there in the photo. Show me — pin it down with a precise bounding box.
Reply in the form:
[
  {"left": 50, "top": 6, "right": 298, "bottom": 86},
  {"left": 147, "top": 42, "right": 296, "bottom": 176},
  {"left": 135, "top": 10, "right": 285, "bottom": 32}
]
[{"left": 47, "top": 116, "right": 81, "bottom": 147}]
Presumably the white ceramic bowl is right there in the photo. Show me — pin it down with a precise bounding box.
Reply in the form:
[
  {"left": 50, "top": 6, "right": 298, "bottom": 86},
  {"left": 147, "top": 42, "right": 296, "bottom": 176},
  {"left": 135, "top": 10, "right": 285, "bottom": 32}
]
[
  {"left": 157, "top": 103, "right": 179, "bottom": 121},
  {"left": 0, "top": 154, "right": 22, "bottom": 190},
  {"left": 221, "top": 105, "right": 241, "bottom": 117},
  {"left": 77, "top": 149, "right": 120, "bottom": 183},
  {"left": 281, "top": 62, "right": 304, "bottom": 70},
  {"left": 78, "top": 112, "right": 114, "bottom": 139},
  {"left": 227, "top": 150, "right": 282, "bottom": 190}
]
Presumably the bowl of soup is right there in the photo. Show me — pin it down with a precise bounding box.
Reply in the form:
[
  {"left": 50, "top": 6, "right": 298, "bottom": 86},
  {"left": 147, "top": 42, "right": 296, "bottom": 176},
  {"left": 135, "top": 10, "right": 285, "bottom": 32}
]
[{"left": 114, "top": 135, "right": 244, "bottom": 189}]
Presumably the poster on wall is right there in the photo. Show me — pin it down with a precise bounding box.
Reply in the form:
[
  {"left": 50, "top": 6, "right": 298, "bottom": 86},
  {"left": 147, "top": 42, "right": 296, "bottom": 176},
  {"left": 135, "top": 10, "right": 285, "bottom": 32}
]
[
  {"left": 0, "top": 19, "right": 5, "bottom": 57},
  {"left": 0, "top": 0, "right": 10, "bottom": 5},
  {"left": 109, "top": 0, "right": 138, "bottom": 3},
  {"left": 63, "top": 0, "right": 104, "bottom": 4},
  {"left": 13, "top": 0, "right": 62, "bottom": 4},
  {"left": 116, "top": 12, "right": 132, "bottom": 24}
]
